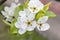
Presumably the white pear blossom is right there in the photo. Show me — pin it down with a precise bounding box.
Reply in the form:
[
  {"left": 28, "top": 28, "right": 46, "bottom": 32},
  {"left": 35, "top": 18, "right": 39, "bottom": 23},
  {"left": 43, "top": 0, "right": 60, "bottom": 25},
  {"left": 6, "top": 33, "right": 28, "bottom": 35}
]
[
  {"left": 28, "top": 0, "right": 44, "bottom": 13},
  {"left": 15, "top": 17, "right": 36, "bottom": 34},
  {"left": 1, "top": 3, "right": 20, "bottom": 22},
  {"left": 36, "top": 16, "right": 50, "bottom": 31},
  {"left": 22, "top": 17, "right": 36, "bottom": 31},
  {"left": 15, "top": 10, "right": 37, "bottom": 34}
]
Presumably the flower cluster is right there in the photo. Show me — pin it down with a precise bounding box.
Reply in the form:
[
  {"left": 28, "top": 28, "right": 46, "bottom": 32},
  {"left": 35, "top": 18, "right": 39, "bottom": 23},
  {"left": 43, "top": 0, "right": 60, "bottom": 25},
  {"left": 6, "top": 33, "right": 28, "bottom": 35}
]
[
  {"left": 1, "top": 3, "right": 20, "bottom": 22},
  {"left": 1, "top": 0, "right": 56, "bottom": 35},
  {"left": 15, "top": 10, "right": 50, "bottom": 34},
  {"left": 15, "top": 0, "right": 50, "bottom": 35}
]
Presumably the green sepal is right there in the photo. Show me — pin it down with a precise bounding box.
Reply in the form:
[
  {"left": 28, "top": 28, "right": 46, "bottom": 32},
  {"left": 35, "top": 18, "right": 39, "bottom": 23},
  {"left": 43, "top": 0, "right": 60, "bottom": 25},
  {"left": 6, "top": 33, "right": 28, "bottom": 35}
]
[
  {"left": 35, "top": 10, "right": 45, "bottom": 21},
  {"left": 10, "top": 19, "right": 18, "bottom": 34},
  {"left": 23, "top": 0, "right": 29, "bottom": 9},
  {"left": 3, "top": 20, "right": 11, "bottom": 26}
]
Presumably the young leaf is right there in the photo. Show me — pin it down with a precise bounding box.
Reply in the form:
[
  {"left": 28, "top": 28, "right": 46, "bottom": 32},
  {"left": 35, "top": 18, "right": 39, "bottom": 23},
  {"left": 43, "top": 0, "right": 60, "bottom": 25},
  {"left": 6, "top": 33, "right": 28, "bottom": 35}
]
[
  {"left": 23, "top": 0, "right": 29, "bottom": 9},
  {"left": 14, "top": 5, "right": 23, "bottom": 18},
  {"left": 45, "top": 11, "right": 56, "bottom": 18},
  {"left": 10, "top": 20, "right": 18, "bottom": 34},
  {"left": 43, "top": 2, "right": 52, "bottom": 12},
  {"left": 35, "top": 10, "right": 45, "bottom": 21},
  {"left": 3, "top": 20, "right": 11, "bottom": 26}
]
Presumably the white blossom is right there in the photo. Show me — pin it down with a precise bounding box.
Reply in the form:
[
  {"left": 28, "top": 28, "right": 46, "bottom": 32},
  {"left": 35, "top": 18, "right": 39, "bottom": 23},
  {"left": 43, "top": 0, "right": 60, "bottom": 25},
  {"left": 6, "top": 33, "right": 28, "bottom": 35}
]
[
  {"left": 28, "top": 0, "right": 44, "bottom": 13},
  {"left": 15, "top": 17, "right": 36, "bottom": 35},
  {"left": 15, "top": 10, "right": 37, "bottom": 34},
  {"left": 36, "top": 16, "right": 50, "bottom": 31},
  {"left": 1, "top": 3, "right": 20, "bottom": 22}
]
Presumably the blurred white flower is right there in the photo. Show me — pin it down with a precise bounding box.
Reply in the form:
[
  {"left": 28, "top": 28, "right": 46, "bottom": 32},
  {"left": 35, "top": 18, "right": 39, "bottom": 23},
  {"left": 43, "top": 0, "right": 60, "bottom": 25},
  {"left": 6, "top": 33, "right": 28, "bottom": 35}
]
[
  {"left": 28, "top": 0, "right": 44, "bottom": 13},
  {"left": 36, "top": 16, "right": 50, "bottom": 31},
  {"left": 1, "top": 3, "right": 20, "bottom": 22},
  {"left": 15, "top": 0, "right": 19, "bottom": 3}
]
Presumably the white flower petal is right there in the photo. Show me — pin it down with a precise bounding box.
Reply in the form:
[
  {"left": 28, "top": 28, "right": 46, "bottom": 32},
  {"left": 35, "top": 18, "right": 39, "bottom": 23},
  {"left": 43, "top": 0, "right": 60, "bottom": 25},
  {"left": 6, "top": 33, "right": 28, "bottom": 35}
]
[
  {"left": 8, "top": 10, "right": 14, "bottom": 16},
  {"left": 10, "top": 3, "right": 17, "bottom": 9},
  {"left": 38, "top": 16, "right": 48, "bottom": 23},
  {"left": 19, "top": 11, "right": 26, "bottom": 17},
  {"left": 41, "top": 23, "right": 50, "bottom": 31},
  {"left": 27, "top": 26, "right": 34, "bottom": 31},
  {"left": 28, "top": 13, "right": 35, "bottom": 20},
  {"left": 17, "top": 17, "right": 27, "bottom": 23},
  {"left": 31, "top": 21, "right": 37, "bottom": 28},
  {"left": 15, "top": 22, "right": 27, "bottom": 29},
  {"left": 15, "top": 22, "right": 21, "bottom": 28},
  {"left": 1, "top": 11, "right": 9, "bottom": 18},
  {"left": 28, "top": 0, "right": 44, "bottom": 13},
  {"left": 18, "top": 28, "right": 26, "bottom": 35},
  {"left": 37, "top": 23, "right": 50, "bottom": 31},
  {"left": 24, "top": 9, "right": 32, "bottom": 16},
  {"left": 4, "top": 6, "right": 9, "bottom": 12},
  {"left": 6, "top": 17, "right": 12, "bottom": 22},
  {"left": 28, "top": 1, "right": 34, "bottom": 7}
]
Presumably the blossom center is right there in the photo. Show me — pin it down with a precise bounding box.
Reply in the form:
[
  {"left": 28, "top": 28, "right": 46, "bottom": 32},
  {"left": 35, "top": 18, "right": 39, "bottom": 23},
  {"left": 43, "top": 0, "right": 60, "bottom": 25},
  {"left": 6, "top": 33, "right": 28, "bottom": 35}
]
[
  {"left": 26, "top": 21, "right": 32, "bottom": 26},
  {"left": 38, "top": 23, "right": 42, "bottom": 27},
  {"left": 30, "top": 7, "right": 36, "bottom": 12},
  {"left": 37, "top": 23, "right": 43, "bottom": 29},
  {"left": 40, "top": 23, "right": 42, "bottom": 26}
]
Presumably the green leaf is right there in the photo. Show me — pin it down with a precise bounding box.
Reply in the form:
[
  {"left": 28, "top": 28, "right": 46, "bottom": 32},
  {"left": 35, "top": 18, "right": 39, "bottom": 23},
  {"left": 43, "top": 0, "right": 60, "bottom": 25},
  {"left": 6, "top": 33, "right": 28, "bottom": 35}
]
[
  {"left": 23, "top": 0, "right": 29, "bottom": 9},
  {"left": 14, "top": 5, "right": 23, "bottom": 18},
  {"left": 45, "top": 11, "right": 56, "bottom": 18},
  {"left": 35, "top": 10, "right": 45, "bottom": 21},
  {"left": 10, "top": 20, "right": 18, "bottom": 34},
  {"left": 43, "top": 2, "right": 52, "bottom": 12},
  {"left": 0, "top": 5, "right": 4, "bottom": 10},
  {"left": 3, "top": 20, "right": 11, "bottom": 26}
]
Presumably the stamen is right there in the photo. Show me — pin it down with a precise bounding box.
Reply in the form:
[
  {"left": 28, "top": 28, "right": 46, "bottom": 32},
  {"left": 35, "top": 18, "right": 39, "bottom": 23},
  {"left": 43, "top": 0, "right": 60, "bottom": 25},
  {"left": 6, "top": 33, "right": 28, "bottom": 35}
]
[
  {"left": 38, "top": 23, "right": 42, "bottom": 29},
  {"left": 40, "top": 24, "right": 42, "bottom": 26},
  {"left": 38, "top": 23, "right": 42, "bottom": 27},
  {"left": 26, "top": 21, "right": 32, "bottom": 27},
  {"left": 30, "top": 7, "right": 36, "bottom": 12}
]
